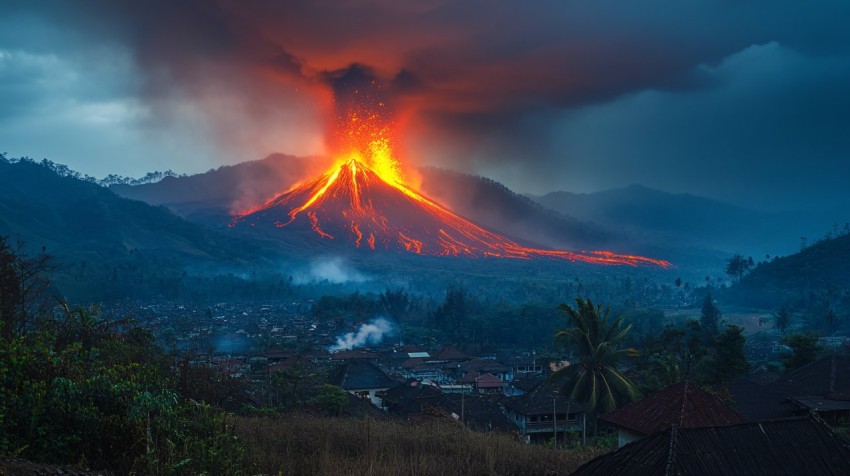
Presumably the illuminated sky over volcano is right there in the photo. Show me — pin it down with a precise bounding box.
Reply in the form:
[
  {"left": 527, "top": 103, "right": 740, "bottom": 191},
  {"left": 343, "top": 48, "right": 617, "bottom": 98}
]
[{"left": 1, "top": 1, "right": 849, "bottom": 210}]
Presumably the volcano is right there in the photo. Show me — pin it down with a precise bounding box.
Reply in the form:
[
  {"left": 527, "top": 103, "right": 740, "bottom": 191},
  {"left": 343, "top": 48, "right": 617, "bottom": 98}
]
[{"left": 230, "top": 159, "right": 671, "bottom": 268}]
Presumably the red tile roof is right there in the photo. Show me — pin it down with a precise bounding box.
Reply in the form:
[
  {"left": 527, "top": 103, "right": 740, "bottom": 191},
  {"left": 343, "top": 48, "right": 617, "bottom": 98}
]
[{"left": 601, "top": 380, "right": 744, "bottom": 435}]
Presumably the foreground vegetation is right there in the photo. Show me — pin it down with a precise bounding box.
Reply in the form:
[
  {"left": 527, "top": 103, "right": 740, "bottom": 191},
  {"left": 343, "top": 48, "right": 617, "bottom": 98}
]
[{"left": 235, "top": 414, "right": 607, "bottom": 476}]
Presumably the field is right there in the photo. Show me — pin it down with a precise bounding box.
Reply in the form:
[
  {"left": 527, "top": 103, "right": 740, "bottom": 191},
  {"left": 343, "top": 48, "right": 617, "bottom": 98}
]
[{"left": 234, "top": 414, "right": 609, "bottom": 476}]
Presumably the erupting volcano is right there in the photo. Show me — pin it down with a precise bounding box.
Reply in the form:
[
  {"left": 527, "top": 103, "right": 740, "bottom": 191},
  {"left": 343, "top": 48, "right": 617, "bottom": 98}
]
[{"left": 231, "top": 67, "right": 670, "bottom": 268}]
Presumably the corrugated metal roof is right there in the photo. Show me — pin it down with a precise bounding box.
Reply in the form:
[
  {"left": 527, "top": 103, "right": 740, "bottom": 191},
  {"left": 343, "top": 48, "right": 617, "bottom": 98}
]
[
  {"left": 328, "top": 360, "right": 398, "bottom": 391},
  {"left": 503, "top": 381, "right": 585, "bottom": 415},
  {"left": 601, "top": 380, "right": 744, "bottom": 435},
  {"left": 572, "top": 417, "right": 850, "bottom": 476},
  {"left": 730, "top": 355, "right": 850, "bottom": 421}
]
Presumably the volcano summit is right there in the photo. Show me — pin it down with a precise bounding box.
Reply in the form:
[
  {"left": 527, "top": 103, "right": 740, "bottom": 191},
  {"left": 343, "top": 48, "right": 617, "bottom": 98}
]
[{"left": 230, "top": 159, "right": 670, "bottom": 268}]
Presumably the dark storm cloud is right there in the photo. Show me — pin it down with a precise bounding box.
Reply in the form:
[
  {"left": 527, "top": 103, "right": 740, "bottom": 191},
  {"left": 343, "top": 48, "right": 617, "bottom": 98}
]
[{"left": 1, "top": 0, "right": 849, "bottom": 209}]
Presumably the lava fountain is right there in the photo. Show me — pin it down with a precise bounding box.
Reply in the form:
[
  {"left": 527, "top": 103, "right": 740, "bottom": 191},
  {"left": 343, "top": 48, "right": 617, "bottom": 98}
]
[{"left": 231, "top": 69, "right": 671, "bottom": 268}]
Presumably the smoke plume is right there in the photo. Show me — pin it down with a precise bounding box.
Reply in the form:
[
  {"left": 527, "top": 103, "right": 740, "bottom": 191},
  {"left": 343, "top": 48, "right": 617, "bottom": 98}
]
[
  {"left": 329, "top": 318, "right": 395, "bottom": 351},
  {"left": 292, "top": 256, "right": 368, "bottom": 284}
]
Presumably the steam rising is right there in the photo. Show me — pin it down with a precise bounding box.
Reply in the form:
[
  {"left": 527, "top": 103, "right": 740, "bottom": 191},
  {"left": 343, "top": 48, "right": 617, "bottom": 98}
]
[
  {"left": 293, "top": 256, "right": 368, "bottom": 284},
  {"left": 329, "top": 318, "right": 395, "bottom": 351}
]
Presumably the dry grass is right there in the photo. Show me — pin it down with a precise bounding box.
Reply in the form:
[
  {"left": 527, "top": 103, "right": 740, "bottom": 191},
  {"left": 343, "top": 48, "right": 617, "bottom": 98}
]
[{"left": 234, "top": 414, "right": 609, "bottom": 476}]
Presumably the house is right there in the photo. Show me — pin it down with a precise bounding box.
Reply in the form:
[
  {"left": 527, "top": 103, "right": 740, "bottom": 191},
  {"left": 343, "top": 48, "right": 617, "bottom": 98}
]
[
  {"left": 504, "top": 373, "right": 545, "bottom": 397},
  {"left": 327, "top": 360, "right": 399, "bottom": 407},
  {"left": 602, "top": 380, "right": 745, "bottom": 447},
  {"left": 432, "top": 344, "right": 469, "bottom": 362},
  {"left": 459, "top": 372, "right": 505, "bottom": 395},
  {"left": 329, "top": 349, "right": 380, "bottom": 361},
  {"left": 572, "top": 417, "right": 850, "bottom": 476},
  {"left": 729, "top": 354, "right": 850, "bottom": 424},
  {"left": 459, "top": 357, "right": 514, "bottom": 383},
  {"left": 431, "top": 393, "right": 514, "bottom": 432},
  {"left": 502, "top": 382, "right": 586, "bottom": 443},
  {"left": 504, "top": 353, "right": 544, "bottom": 376},
  {"left": 381, "top": 380, "right": 512, "bottom": 432},
  {"left": 381, "top": 379, "right": 444, "bottom": 417},
  {"left": 398, "top": 358, "right": 446, "bottom": 383}
]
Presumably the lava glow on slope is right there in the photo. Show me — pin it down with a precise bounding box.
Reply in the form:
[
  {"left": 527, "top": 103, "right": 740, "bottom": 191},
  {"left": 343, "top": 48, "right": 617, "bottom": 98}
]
[
  {"left": 231, "top": 71, "right": 670, "bottom": 268},
  {"left": 231, "top": 157, "right": 670, "bottom": 268}
]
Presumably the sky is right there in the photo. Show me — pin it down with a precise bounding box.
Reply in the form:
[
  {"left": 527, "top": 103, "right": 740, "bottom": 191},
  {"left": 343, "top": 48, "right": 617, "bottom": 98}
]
[{"left": 1, "top": 0, "right": 849, "bottom": 211}]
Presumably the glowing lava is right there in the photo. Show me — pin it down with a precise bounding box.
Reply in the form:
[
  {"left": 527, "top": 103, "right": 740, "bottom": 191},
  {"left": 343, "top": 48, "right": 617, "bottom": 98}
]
[
  {"left": 231, "top": 68, "right": 670, "bottom": 268},
  {"left": 231, "top": 158, "right": 671, "bottom": 268}
]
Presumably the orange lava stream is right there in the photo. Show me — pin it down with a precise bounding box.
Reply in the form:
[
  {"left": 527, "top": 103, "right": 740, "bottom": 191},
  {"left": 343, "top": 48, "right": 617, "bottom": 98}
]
[{"left": 233, "top": 158, "right": 671, "bottom": 269}]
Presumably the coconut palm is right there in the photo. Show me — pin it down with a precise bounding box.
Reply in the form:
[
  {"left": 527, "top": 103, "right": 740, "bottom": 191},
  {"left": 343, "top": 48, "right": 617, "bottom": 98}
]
[{"left": 550, "top": 297, "right": 640, "bottom": 416}]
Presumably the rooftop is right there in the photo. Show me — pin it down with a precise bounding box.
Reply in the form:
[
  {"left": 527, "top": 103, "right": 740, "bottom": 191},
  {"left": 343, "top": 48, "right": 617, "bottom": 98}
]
[
  {"left": 573, "top": 417, "right": 850, "bottom": 476},
  {"left": 602, "top": 380, "right": 744, "bottom": 435}
]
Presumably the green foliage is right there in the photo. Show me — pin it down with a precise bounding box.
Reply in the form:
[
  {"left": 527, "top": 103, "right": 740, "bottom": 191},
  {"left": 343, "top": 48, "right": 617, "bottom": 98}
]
[
  {"left": 725, "top": 253, "right": 753, "bottom": 282},
  {"left": 550, "top": 297, "right": 640, "bottom": 415},
  {"left": 780, "top": 332, "right": 822, "bottom": 371},
  {"left": 270, "top": 364, "right": 320, "bottom": 410},
  {"left": 431, "top": 287, "right": 469, "bottom": 341},
  {"left": 700, "top": 294, "right": 721, "bottom": 339},
  {"left": 0, "top": 236, "right": 52, "bottom": 339},
  {"left": 0, "top": 307, "right": 245, "bottom": 474},
  {"left": 695, "top": 325, "right": 750, "bottom": 386},
  {"left": 774, "top": 306, "right": 791, "bottom": 334},
  {"left": 311, "top": 385, "right": 349, "bottom": 416}
]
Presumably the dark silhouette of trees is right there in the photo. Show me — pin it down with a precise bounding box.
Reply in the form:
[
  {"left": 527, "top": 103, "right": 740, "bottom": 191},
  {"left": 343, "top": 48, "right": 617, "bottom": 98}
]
[
  {"left": 725, "top": 253, "right": 753, "bottom": 282},
  {"left": 773, "top": 306, "right": 791, "bottom": 334},
  {"left": 700, "top": 294, "right": 721, "bottom": 339},
  {"left": 696, "top": 325, "right": 750, "bottom": 386},
  {"left": 780, "top": 333, "right": 822, "bottom": 371},
  {"left": 0, "top": 236, "right": 52, "bottom": 339}
]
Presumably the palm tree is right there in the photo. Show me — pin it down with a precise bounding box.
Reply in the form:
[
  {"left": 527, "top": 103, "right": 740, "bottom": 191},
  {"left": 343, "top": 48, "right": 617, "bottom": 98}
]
[{"left": 550, "top": 298, "right": 640, "bottom": 417}]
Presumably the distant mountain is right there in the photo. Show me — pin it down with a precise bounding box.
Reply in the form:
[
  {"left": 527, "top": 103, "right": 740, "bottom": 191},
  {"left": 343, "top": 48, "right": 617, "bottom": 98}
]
[
  {"left": 416, "top": 168, "right": 615, "bottom": 251},
  {"left": 0, "top": 159, "right": 286, "bottom": 300},
  {"left": 529, "top": 185, "right": 834, "bottom": 258},
  {"left": 726, "top": 232, "right": 850, "bottom": 307},
  {"left": 110, "top": 153, "right": 318, "bottom": 225}
]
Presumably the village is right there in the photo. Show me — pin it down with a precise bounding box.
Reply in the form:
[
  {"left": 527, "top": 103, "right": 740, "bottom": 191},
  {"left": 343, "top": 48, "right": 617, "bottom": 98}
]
[{"left": 109, "top": 297, "right": 850, "bottom": 473}]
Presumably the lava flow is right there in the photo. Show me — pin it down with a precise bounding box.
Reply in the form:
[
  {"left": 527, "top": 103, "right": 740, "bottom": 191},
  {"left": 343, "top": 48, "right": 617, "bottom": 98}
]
[
  {"left": 231, "top": 157, "right": 670, "bottom": 268},
  {"left": 231, "top": 69, "right": 670, "bottom": 268}
]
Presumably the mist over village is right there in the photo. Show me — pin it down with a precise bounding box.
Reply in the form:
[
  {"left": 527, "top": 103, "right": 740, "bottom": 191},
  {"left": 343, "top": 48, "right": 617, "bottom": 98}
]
[{"left": 1, "top": 1, "right": 850, "bottom": 474}]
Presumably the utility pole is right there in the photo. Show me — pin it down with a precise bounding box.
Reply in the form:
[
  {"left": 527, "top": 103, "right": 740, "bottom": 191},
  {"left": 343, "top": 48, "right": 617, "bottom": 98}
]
[{"left": 553, "top": 396, "right": 557, "bottom": 445}]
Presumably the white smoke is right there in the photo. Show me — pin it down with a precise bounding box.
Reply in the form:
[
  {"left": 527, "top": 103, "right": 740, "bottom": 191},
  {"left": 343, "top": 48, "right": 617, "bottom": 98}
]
[
  {"left": 292, "top": 256, "right": 369, "bottom": 284},
  {"left": 329, "top": 318, "right": 395, "bottom": 351}
]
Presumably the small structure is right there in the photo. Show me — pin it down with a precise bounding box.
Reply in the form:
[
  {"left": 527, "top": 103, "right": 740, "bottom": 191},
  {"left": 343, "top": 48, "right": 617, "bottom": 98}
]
[
  {"left": 572, "top": 417, "right": 850, "bottom": 476},
  {"left": 459, "top": 358, "right": 514, "bottom": 383},
  {"left": 602, "top": 380, "right": 745, "bottom": 447},
  {"left": 328, "top": 360, "right": 398, "bottom": 407},
  {"left": 502, "top": 382, "right": 586, "bottom": 444},
  {"left": 460, "top": 372, "right": 505, "bottom": 395}
]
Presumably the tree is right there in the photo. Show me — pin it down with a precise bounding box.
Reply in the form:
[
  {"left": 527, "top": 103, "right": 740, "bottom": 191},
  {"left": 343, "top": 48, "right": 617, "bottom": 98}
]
[
  {"left": 658, "top": 319, "right": 705, "bottom": 378},
  {"left": 312, "top": 384, "right": 349, "bottom": 416},
  {"left": 696, "top": 325, "right": 750, "bottom": 386},
  {"left": 550, "top": 297, "right": 639, "bottom": 417},
  {"left": 773, "top": 306, "right": 791, "bottom": 334},
  {"left": 700, "top": 294, "right": 721, "bottom": 340},
  {"left": 379, "top": 287, "right": 411, "bottom": 321},
  {"left": 725, "top": 254, "right": 752, "bottom": 282},
  {"left": 780, "top": 333, "right": 821, "bottom": 371},
  {"left": 0, "top": 236, "right": 52, "bottom": 338},
  {"left": 431, "top": 286, "right": 469, "bottom": 340}
]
